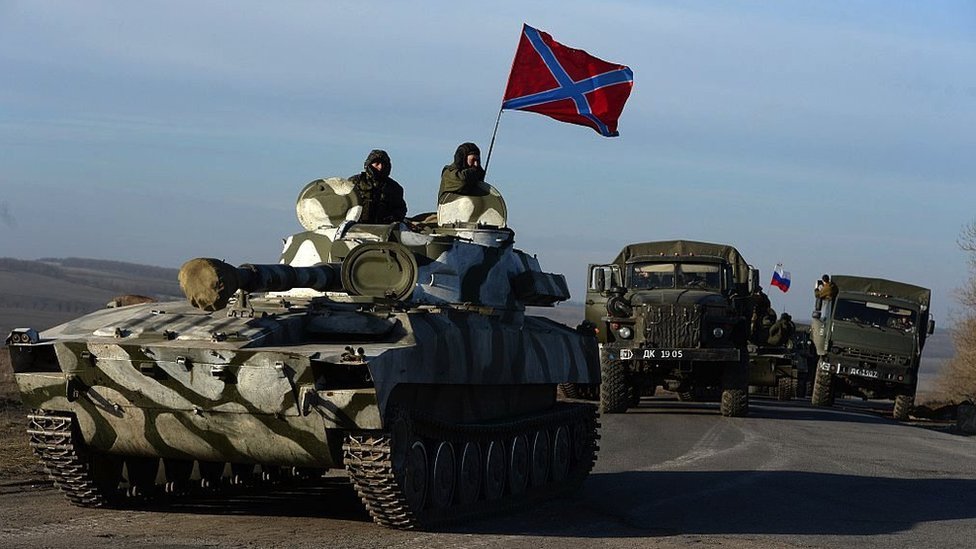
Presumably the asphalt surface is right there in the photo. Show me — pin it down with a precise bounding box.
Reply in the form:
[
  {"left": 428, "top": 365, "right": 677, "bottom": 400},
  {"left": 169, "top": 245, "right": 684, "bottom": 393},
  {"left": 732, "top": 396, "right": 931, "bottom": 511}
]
[{"left": 1, "top": 396, "right": 974, "bottom": 548}]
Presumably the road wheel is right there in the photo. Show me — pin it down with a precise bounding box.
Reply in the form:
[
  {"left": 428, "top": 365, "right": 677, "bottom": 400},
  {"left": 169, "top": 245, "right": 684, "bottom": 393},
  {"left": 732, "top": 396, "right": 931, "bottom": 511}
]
[
  {"left": 600, "top": 360, "right": 630, "bottom": 414},
  {"left": 429, "top": 441, "right": 456, "bottom": 509},
  {"left": 124, "top": 457, "right": 160, "bottom": 497},
  {"left": 456, "top": 442, "right": 481, "bottom": 505},
  {"left": 398, "top": 439, "right": 429, "bottom": 511},
  {"left": 508, "top": 434, "right": 529, "bottom": 495},
  {"left": 529, "top": 430, "right": 550, "bottom": 487},
  {"left": 893, "top": 394, "right": 914, "bottom": 421},
  {"left": 484, "top": 440, "right": 505, "bottom": 501},
  {"left": 198, "top": 461, "right": 224, "bottom": 490},
  {"left": 811, "top": 367, "right": 835, "bottom": 407},
  {"left": 162, "top": 459, "right": 193, "bottom": 494},
  {"left": 550, "top": 426, "right": 570, "bottom": 482},
  {"left": 88, "top": 453, "right": 124, "bottom": 503},
  {"left": 720, "top": 389, "right": 749, "bottom": 417}
]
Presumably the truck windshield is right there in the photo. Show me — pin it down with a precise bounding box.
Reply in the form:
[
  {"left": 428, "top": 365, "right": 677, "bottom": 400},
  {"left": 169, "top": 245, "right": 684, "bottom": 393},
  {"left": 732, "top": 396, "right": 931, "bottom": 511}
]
[
  {"left": 629, "top": 262, "right": 722, "bottom": 291},
  {"left": 833, "top": 299, "right": 918, "bottom": 332}
]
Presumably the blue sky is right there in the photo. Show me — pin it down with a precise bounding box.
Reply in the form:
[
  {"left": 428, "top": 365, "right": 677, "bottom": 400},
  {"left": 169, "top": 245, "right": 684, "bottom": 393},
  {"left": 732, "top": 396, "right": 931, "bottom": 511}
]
[{"left": 1, "top": 1, "right": 973, "bottom": 323}]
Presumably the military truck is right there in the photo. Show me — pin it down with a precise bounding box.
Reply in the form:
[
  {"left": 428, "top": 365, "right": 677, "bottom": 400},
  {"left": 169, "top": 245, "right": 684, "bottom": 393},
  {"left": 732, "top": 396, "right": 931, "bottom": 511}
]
[
  {"left": 583, "top": 240, "right": 758, "bottom": 416},
  {"left": 4, "top": 176, "right": 600, "bottom": 529},
  {"left": 810, "top": 275, "right": 934, "bottom": 420}
]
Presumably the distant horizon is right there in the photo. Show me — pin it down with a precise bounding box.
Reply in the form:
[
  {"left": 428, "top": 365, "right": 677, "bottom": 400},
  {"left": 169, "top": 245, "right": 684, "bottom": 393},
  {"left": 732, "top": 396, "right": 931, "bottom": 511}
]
[{"left": 2, "top": 1, "right": 973, "bottom": 328}]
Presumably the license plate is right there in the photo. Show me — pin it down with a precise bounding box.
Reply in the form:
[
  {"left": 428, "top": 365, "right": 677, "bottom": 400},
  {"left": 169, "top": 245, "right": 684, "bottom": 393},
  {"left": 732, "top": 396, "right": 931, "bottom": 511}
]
[
  {"left": 619, "top": 349, "right": 684, "bottom": 360},
  {"left": 848, "top": 367, "right": 879, "bottom": 379}
]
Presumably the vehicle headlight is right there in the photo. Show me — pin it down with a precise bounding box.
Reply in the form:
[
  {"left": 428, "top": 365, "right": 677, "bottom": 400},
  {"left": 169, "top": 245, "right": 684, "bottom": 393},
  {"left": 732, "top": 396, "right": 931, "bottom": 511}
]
[
  {"left": 617, "top": 326, "right": 633, "bottom": 339},
  {"left": 712, "top": 327, "right": 724, "bottom": 338}
]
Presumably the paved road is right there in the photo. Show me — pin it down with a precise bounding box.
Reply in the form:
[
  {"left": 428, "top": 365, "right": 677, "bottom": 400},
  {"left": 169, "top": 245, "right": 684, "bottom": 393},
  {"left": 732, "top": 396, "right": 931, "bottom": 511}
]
[{"left": 1, "top": 396, "right": 974, "bottom": 548}]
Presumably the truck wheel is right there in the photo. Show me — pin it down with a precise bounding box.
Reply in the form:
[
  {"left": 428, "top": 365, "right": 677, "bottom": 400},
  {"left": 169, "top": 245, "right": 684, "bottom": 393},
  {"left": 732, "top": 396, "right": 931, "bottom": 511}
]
[
  {"left": 720, "top": 389, "right": 748, "bottom": 417},
  {"left": 720, "top": 355, "right": 750, "bottom": 417},
  {"left": 600, "top": 360, "right": 629, "bottom": 414},
  {"left": 811, "top": 368, "right": 834, "bottom": 407},
  {"left": 893, "top": 394, "right": 914, "bottom": 421},
  {"left": 776, "top": 377, "right": 793, "bottom": 401}
]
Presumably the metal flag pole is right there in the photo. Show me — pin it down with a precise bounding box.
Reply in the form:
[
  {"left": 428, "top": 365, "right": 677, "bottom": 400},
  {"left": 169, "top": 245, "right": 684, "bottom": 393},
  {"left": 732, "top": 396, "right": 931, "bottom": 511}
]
[
  {"left": 483, "top": 107, "right": 504, "bottom": 175},
  {"left": 484, "top": 24, "right": 526, "bottom": 177}
]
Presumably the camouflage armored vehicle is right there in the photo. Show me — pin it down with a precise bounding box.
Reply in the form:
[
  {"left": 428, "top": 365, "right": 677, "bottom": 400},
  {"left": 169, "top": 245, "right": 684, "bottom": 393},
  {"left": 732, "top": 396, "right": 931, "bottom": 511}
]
[
  {"left": 582, "top": 240, "right": 758, "bottom": 416},
  {"left": 810, "top": 275, "right": 933, "bottom": 420},
  {"left": 748, "top": 348, "right": 802, "bottom": 401},
  {"left": 746, "top": 318, "right": 809, "bottom": 401},
  {"left": 5, "top": 177, "right": 600, "bottom": 529}
]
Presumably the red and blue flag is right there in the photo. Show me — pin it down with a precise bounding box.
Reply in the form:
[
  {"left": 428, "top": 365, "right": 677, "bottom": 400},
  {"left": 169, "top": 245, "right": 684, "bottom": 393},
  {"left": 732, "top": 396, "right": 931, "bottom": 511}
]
[
  {"left": 502, "top": 24, "right": 634, "bottom": 137},
  {"left": 770, "top": 264, "right": 791, "bottom": 293}
]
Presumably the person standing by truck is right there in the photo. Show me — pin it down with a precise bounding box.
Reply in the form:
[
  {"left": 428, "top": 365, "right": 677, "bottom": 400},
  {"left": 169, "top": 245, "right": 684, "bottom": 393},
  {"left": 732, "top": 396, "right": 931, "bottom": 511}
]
[{"left": 814, "top": 274, "right": 838, "bottom": 315}]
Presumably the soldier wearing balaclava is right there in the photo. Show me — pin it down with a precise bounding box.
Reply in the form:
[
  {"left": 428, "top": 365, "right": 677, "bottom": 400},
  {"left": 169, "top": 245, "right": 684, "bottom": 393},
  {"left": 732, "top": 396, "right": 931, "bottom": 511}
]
[
  {"left": 349, "top": 149, "right": 407, "bottom": 223},
  {"left": 439, "top": 142, "right": 487, "bottom": 204}
]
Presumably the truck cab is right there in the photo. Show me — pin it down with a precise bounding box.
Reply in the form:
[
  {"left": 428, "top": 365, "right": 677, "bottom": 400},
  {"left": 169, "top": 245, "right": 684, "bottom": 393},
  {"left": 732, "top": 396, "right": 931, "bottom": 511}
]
[{"left": 811, "top": 275, "right": 933, "bottom": 420}]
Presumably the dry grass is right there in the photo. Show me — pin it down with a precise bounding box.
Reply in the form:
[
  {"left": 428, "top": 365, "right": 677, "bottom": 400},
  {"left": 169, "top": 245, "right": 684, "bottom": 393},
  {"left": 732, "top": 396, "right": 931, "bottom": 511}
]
[
  {"left": 936, "top": 317, "right": 976, "bottom": 404},
  {"left": 0, "top": 351, "right": 37, "bottom": 480},
  {"left": 932, "top": 222, "right": 976, "bottom": 405}
]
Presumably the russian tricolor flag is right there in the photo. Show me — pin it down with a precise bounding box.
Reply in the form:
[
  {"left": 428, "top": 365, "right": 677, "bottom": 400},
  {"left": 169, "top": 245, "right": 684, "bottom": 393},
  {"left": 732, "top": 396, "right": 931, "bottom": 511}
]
[{"left": 770, "top": 264, "right": 791, "bottom": 293}]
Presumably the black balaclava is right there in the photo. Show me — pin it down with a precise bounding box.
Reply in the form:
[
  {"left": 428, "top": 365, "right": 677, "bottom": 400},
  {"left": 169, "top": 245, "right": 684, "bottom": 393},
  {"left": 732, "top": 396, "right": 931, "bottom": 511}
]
[
  {"left": 364, "top": 149, "right": 392, "bottom": 180},
  {"left": 453, "top": 142, "right": 481, "bottom": 171}
]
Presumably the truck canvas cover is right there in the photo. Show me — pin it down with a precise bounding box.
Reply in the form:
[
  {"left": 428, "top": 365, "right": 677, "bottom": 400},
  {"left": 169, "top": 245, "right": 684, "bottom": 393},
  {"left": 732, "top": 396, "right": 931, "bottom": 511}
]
[
  {"left": 832, "top": 275, "right": 931, "bottom": 308},
  {"left": 612, "top": 240, "right": 751, "bottom": 284}
]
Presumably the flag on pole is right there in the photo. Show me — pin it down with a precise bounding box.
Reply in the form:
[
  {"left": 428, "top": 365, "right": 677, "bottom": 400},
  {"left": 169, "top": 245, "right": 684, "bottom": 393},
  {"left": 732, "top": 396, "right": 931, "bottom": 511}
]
[
  {"left": 770, "top": 264, "right": 791, "bottom": 293},
  {"left": 502, "top": 24, "right": 634, "bottom": 137}
]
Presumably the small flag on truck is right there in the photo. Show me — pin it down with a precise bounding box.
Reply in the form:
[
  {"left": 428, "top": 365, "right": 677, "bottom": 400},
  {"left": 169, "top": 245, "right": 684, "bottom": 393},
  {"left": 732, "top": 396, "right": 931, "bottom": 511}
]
[{"left": 770, "top": 264, "right": 791, "bottom": 293}]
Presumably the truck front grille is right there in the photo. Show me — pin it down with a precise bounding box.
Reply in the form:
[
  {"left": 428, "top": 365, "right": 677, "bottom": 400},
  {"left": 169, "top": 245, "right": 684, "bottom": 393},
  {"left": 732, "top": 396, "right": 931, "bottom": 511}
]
[
  {"left": 839, "top": 347, "right": 904, "bottom": 365},
  {"left": 642, "top": 304, "right": 703, "bottom": 348}
]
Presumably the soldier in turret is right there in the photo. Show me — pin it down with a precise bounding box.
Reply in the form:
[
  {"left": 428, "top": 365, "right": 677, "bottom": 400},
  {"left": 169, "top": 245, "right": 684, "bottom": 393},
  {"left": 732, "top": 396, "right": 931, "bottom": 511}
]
[
  {"left": 767, "top": 312, "right": 796, "bottom": 347},
  {"left": 439, "top": 142, "right": 487, "bottom": 203},
  {"left": 349, "top": 149, "right": 407, "bottom": 224}
]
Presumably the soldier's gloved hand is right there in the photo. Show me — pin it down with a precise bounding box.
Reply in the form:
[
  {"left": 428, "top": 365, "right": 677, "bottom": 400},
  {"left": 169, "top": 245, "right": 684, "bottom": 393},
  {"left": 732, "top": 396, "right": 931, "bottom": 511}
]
[{"left": 460, "top": 166, "right": 485, "bottom": 183}]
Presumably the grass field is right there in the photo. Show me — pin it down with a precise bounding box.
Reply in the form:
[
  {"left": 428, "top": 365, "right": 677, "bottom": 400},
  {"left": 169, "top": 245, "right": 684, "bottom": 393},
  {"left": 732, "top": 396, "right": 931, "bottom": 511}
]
[{"left": 0, "top": 352, "right": 37, "bottom": 480}]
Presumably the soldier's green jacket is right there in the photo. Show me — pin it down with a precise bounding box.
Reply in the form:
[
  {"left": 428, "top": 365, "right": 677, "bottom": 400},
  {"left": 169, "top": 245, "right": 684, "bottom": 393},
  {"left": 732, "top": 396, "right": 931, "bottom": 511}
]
[
  {"left": 767, "top": 319, "right": 795, "bottom": 346},
  {"left": 439, "top": 165, "right": 486, "bottom": 204}
]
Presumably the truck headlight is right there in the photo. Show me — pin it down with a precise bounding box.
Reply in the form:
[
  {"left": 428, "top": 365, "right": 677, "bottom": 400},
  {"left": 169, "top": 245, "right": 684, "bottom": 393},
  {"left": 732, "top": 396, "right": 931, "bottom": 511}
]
[
  {"left": 712, "top": 327, "right": 724, "bottom": 338},
  {"left": 617, "top": 326, "right": 633, "bottom": 339}
]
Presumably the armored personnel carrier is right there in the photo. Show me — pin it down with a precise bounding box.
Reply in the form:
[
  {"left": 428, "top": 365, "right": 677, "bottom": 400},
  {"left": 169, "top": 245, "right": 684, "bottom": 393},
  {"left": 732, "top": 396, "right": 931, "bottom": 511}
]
[{"left": 5, "top": 177, "right": 600, "bottom": 529}]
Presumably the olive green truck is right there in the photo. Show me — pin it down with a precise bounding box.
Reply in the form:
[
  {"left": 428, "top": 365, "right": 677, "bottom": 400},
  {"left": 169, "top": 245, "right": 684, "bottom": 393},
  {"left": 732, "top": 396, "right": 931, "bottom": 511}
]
[
  {"left": 810, "top": 275, "right": 934, "bottom": 420},
  {"left": 582, "top": 240, "right": 758, "bottom": 417}
]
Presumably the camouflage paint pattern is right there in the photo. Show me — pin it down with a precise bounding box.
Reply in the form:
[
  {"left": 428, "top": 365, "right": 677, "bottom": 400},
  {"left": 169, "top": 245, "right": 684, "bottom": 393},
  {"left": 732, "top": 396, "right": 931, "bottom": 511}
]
[
  {"left": 7, "top": 176, "right": 598, "bottom": 470},
  {"left": 436, "top": 182, "right": 507, "bottom": 228}
]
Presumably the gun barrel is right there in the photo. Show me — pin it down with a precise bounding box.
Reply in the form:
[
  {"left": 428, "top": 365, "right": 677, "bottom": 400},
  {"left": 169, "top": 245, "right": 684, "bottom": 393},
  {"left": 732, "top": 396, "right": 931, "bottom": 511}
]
[{"left": 179, "top": 258, "right": 342, "bottom": 311}]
